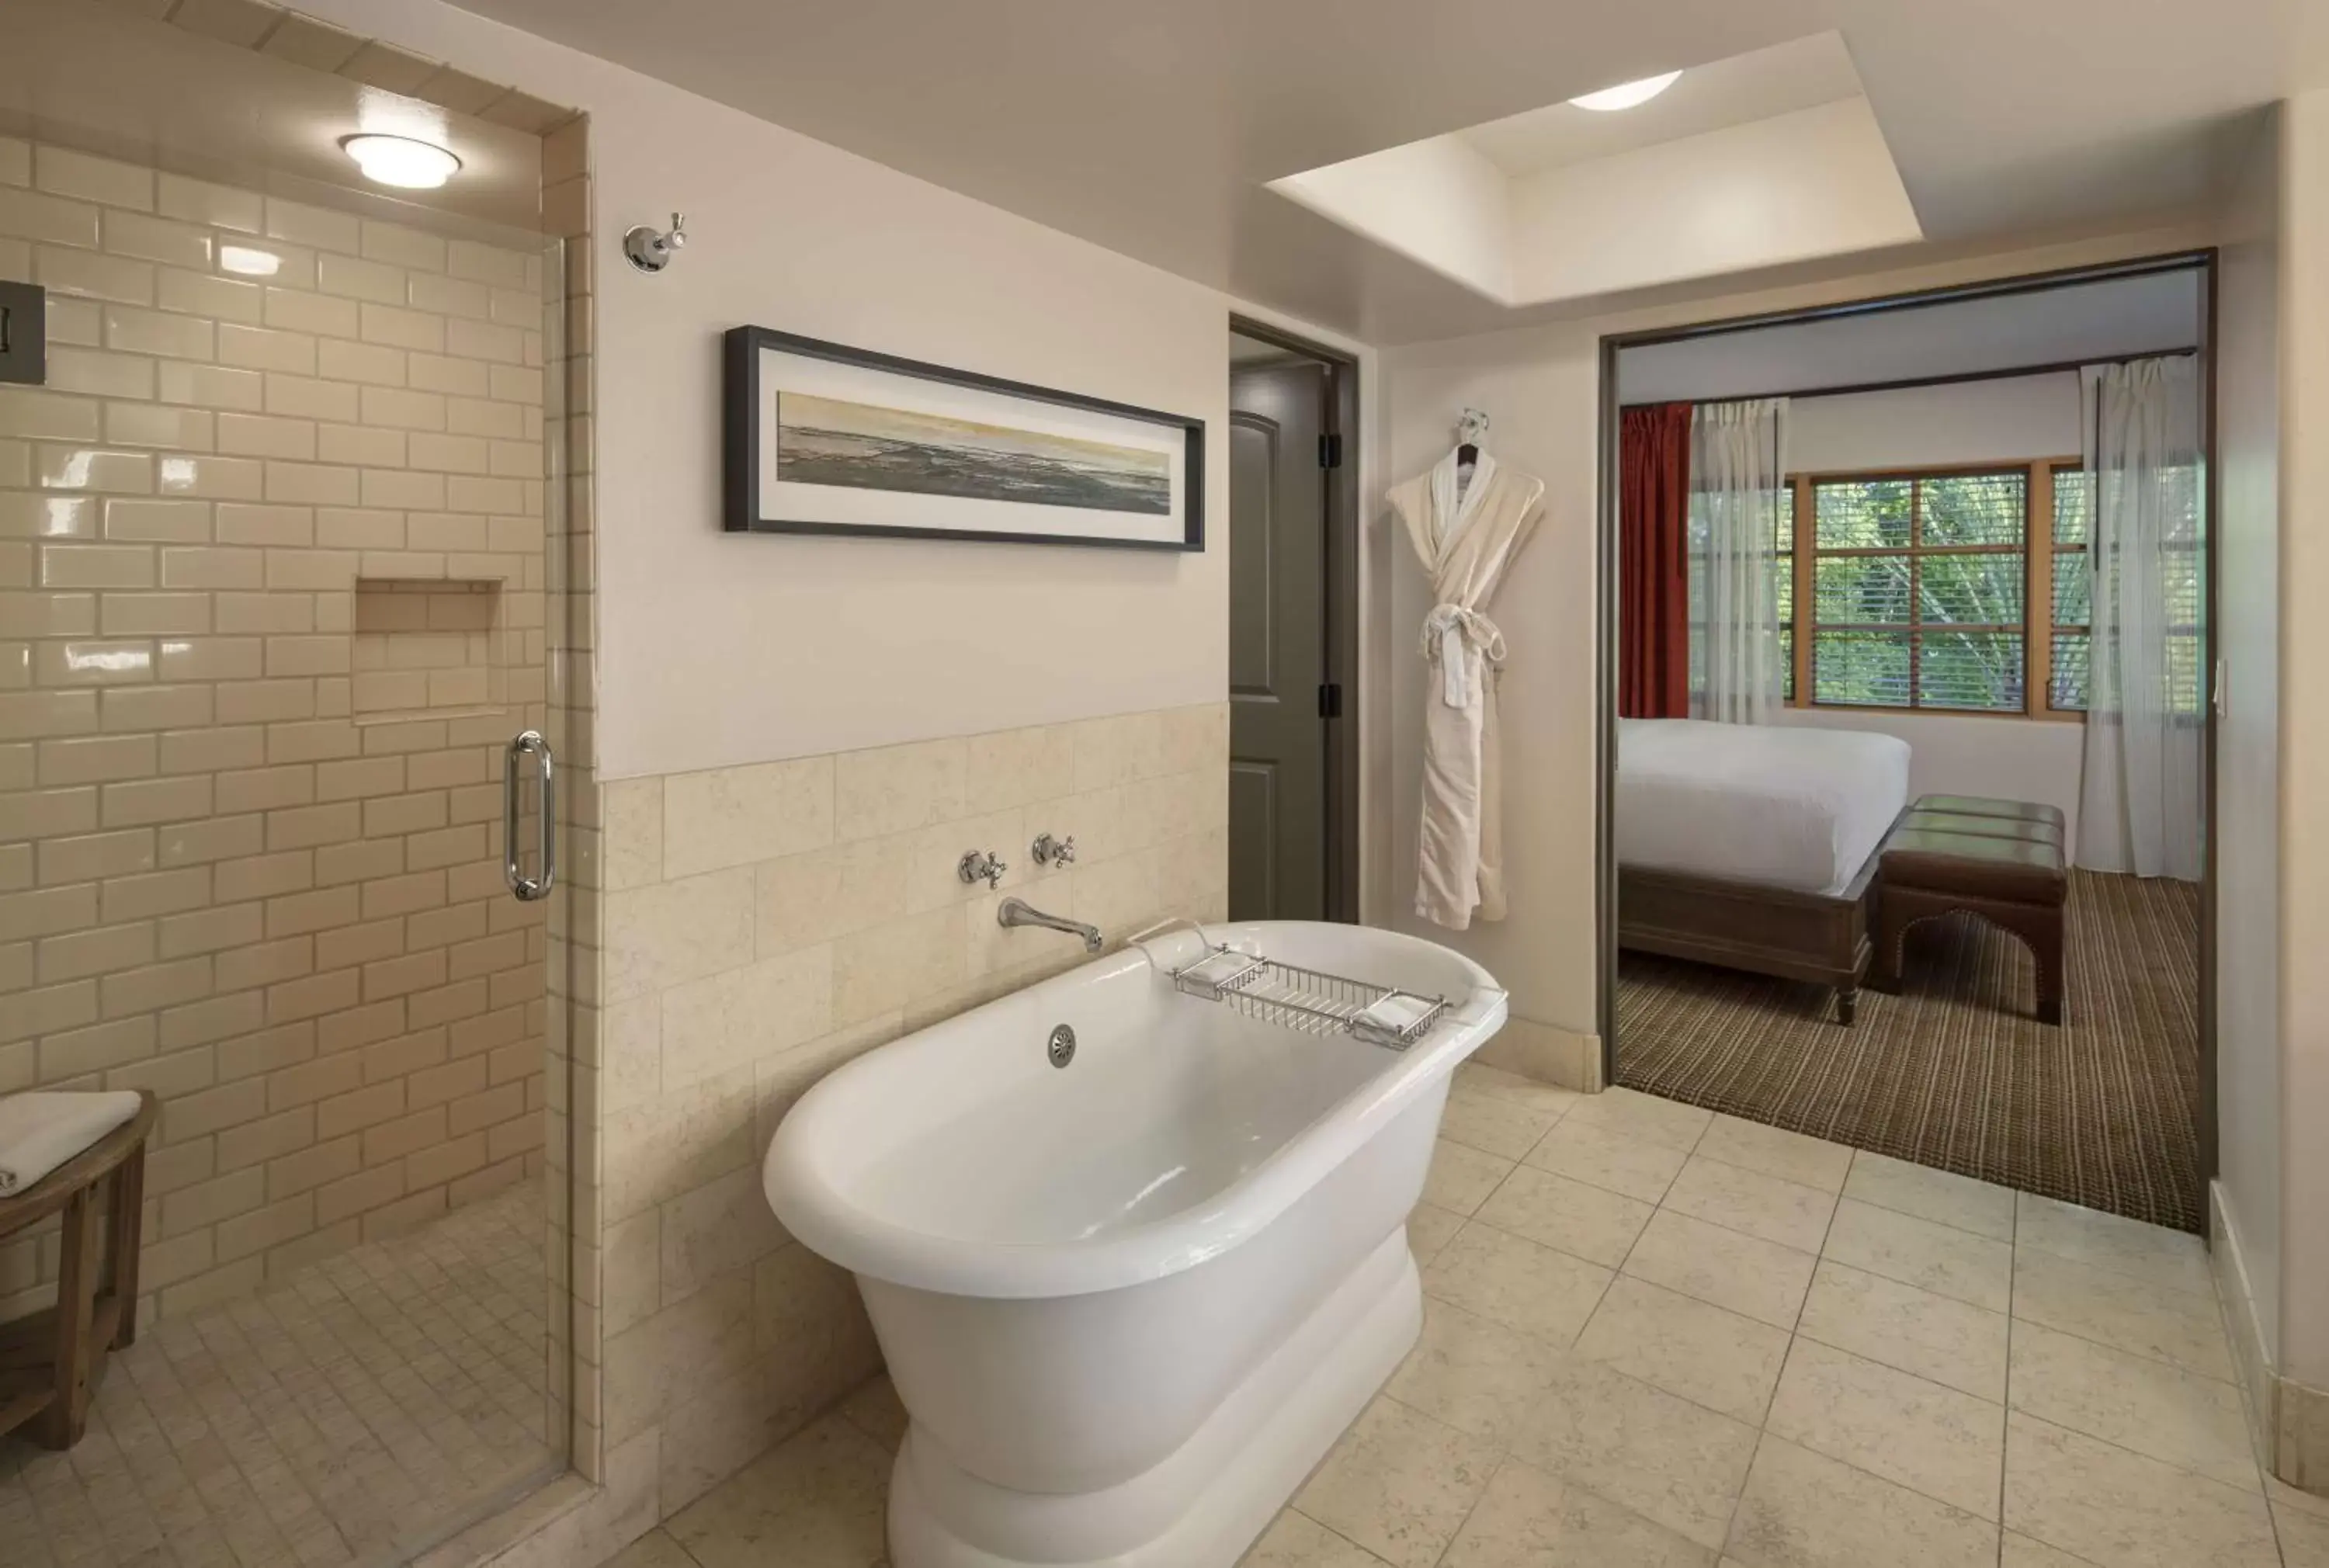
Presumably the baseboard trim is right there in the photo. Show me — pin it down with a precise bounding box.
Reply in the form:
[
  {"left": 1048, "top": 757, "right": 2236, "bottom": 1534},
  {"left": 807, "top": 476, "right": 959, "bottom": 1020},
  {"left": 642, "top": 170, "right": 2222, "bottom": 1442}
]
[
  {"left": 1473, "top": 1015, "right": 1604, "bottom": 1093},
  {"left": 2209, "top": 1179, "right": 2329, "bottom": 1497}
]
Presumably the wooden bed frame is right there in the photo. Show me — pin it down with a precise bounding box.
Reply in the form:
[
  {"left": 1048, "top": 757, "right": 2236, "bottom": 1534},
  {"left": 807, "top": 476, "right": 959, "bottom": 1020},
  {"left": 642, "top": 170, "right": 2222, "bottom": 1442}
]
[{"left": 1617, "top": 834, "right": 1886, "bottom": 1025}]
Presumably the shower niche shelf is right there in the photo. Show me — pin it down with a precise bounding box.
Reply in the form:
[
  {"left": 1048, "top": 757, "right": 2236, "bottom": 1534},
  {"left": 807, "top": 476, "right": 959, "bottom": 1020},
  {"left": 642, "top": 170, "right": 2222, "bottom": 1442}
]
[{"left": 350, "top": 576, "right": 511, "bottom": 726}]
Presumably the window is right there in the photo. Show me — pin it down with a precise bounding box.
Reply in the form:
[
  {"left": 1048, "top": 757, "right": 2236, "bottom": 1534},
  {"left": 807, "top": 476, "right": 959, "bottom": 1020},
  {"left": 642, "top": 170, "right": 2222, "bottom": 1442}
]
[{"left": 1778, "top": 460, "right": 2094, "bottom": 720}]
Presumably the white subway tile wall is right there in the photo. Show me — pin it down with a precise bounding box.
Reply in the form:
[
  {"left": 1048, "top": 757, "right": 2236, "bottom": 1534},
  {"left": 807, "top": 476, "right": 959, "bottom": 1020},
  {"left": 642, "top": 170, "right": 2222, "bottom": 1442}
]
[
  {"left": 587, "top": 702, "right": 1227, "bottom": 1514},
  {"left": 0, "top": 137, "right": 551, "bottom": 1323}
]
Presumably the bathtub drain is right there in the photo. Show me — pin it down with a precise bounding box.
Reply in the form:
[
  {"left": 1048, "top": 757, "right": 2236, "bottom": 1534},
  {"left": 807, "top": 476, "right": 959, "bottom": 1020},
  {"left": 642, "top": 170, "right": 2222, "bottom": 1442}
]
[{"left": 1046, "top": 1025, "right": 1076, "bottom": 1067}]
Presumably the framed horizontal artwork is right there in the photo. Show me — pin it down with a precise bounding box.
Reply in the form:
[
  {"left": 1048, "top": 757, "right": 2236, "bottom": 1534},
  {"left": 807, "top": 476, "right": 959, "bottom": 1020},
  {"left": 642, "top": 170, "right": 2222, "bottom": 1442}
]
[{"left": 723, "top": 325, "right": 1205, "bottom": 550}]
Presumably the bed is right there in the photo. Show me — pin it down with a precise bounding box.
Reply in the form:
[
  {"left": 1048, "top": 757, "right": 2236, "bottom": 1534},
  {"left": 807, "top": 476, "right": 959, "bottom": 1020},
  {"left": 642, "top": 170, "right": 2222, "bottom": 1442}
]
[{"left": 1616, "top": 720, "right": 1911, "bottom": 1023}]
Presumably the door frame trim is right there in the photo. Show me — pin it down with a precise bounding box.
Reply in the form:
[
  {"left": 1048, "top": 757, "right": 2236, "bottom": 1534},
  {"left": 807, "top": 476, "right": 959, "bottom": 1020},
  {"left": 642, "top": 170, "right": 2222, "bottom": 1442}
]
[
  {"left": 1591, "top": 248, "right": 2220, "bottom": 1191},
  {"left": 1229, "top": 314, "right": 1362, "bottom": 923}
]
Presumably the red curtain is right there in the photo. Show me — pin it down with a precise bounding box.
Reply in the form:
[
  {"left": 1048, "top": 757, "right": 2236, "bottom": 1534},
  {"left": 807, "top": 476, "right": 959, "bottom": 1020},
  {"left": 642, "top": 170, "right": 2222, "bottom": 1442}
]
[{"left": 1619, "top": 402, "right": 1692, "bottom": 719}]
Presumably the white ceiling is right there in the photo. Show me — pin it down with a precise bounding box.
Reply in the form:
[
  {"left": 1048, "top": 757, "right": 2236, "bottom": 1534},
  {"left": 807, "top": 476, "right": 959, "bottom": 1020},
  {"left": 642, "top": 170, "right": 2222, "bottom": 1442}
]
[
  {"left": 1616, "top": 265, "right": 2205, "bottom": 404},
  {"left": 1458, "top": 33, "right": 1863, "bottom": 178},
  {"left": 3, "top": 0, "right": 545, "bottom": 241},
  {"left": 440, "top": 0, "right": 2327, "bottom": 342}
]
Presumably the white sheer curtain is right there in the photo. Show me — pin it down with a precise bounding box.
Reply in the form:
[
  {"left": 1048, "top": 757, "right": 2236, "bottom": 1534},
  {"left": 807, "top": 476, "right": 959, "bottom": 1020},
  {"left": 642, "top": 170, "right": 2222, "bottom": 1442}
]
[
  {"left": 1689, "top": 397, "right": 1789, "bottom": 725},
  {"left": 2077, "top": 356, "right": 2205, "bottom": 879}
]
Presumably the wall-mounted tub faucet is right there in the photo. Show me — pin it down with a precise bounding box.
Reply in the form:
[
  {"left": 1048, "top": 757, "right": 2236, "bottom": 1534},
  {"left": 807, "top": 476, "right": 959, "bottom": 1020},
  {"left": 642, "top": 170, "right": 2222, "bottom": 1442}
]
[
  {"left": 1031, "top": 833, "right": 1076, "bottom": 869},
  {"left": 959, "top": 849, "right": 1007, "bottom": 889},
  {"left": 997, "top": 897, "right": 1102, "bottom": 953}
]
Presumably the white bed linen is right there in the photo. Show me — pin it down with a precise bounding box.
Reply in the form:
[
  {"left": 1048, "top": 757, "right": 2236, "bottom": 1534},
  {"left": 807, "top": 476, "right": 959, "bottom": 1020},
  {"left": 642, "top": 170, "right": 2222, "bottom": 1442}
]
[{"left": 1617, "top": 719, "right": 1911, "bottom": 894}]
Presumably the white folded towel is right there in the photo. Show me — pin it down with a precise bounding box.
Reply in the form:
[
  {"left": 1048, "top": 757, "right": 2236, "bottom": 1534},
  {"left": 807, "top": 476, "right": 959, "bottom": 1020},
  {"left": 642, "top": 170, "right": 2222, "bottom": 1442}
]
[{"left": 0, "top": 1091, "right": 144, "bottom": 1196}]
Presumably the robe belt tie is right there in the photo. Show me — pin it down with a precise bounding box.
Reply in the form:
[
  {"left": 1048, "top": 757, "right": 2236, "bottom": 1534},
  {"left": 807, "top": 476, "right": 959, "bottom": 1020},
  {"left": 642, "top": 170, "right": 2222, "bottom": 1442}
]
[{"left": 1421, "top": 605, "right": 1506, "bottom": 708}]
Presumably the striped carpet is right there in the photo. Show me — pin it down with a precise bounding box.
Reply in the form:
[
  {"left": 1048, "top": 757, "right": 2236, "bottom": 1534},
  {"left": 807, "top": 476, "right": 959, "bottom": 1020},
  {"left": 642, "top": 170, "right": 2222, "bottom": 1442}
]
[{"left": 1615, "top": 869, "right": 2202, "bottom": 1232}]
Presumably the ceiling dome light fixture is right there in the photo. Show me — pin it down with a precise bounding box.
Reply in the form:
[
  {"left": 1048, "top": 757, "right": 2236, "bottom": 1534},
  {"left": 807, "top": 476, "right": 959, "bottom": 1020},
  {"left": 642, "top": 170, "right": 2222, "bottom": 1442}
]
[
  {"left": 339, "top": 133, "right": 460, "bottom": 189},
  {"left": 1568, "top": 71, "right": 1682, "bottom": 112}
]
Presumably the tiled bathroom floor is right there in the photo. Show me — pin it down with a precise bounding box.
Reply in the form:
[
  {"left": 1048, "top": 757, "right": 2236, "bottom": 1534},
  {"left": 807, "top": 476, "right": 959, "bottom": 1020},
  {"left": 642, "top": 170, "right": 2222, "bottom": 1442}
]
[
  {"left": 0, "top": 1178, "right": 554, "bottom": 1568},
  {"left": 609, "top": 1076, "right": 2327, "bottom": 1568}
]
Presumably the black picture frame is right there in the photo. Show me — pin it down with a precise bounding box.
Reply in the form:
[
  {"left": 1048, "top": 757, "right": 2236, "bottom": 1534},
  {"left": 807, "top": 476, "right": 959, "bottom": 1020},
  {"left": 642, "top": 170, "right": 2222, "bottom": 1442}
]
[{"left": 722, "top": 325, "right": 1205, "bottom": 551}]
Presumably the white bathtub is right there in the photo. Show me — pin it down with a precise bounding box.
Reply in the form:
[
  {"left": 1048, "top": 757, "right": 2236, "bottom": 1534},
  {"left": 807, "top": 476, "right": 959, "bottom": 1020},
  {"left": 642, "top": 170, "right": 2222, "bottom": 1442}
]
[{"left": 763, "top": 921, "right": 1506, "bottom": 1568}]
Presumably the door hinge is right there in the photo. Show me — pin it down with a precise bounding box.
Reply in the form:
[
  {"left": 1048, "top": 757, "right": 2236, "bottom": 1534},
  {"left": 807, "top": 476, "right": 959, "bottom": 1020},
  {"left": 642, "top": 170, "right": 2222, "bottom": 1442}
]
[
  {"left": 1318, "top": 432, "right": 1342, "bottom": 470},
  {"left": 1317, "top": 682, "right": 1342, "bottom": 719}
]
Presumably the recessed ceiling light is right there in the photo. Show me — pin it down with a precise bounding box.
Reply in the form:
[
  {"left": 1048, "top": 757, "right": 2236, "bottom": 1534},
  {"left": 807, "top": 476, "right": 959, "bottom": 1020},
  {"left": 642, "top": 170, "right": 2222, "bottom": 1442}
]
[
  {"left": 218, "top": 245, "right": 281, "bottom": 277},
  {"left": 339, "top": 133, "right": 460, "bottom": 189},
  {"left": 1568, "top": 71, "right": 1682, "bottom": 112}
]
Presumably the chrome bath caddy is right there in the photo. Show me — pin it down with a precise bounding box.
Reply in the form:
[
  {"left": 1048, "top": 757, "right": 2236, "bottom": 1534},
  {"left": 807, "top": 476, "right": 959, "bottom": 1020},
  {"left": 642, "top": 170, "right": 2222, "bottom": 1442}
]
[{"left": 1164, "top": 944, "right": 1452, "bottom": 1052}]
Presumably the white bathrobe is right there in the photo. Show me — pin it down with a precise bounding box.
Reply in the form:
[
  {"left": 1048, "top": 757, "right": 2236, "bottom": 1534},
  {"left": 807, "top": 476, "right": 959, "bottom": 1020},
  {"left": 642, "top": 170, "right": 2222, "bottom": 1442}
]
[{"left": 1388, "top": 450, "right": 1546, "bottom": 931}]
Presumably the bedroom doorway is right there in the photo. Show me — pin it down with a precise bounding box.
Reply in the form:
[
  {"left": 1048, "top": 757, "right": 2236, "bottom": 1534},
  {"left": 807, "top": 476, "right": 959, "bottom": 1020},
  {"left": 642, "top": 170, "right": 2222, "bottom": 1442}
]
[
  {"left": 1595, "top": 255, "right": 2218, "bottom": 1233},
  {"left": 1226, "top": 321, "right": 1362, "bottom": 922}
]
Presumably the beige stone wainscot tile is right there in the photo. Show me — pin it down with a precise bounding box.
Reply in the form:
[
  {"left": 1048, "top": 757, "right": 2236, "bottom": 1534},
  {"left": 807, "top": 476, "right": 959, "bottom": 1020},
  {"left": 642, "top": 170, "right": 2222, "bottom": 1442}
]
[
  {"left": 1383, "top": 1296, "right": 1567, "bottom": 1441},
  {"left": 1062, "top": 709, "right": 1162, "bottom": 793},
  {"left": 1662, "top": 1153, "right": 1837, "bottom": 1254},
  {"left": 2014, "top": 1190, "right": 2214, "bottom": 1296},
  {"left": 751, "top": 1013, "right": 908, "bottom": 1153},
  {"left": 754, "top": 832, "right": 914, "bottom": 959},
  {"left": 1422, "top": 1137, "right": 1512, "bottom": 1216},
  {"left": 906, "top": 804, "right": 1027, "bottom": 912},
  {"left": 2010, "top": 1247, "right": 2235, "bottom": 1380},
  {"left": 658, "top": 943, "right": 835, "bottom": 1091},
  {"left": 601, "top": 1062, "right": 760, "bottom": 1226},
  {"left": 832, "top": 735, "right": 965, "bottom": 841},
  {"left": 2006, "top": 1319, "right": 2255, "bottom": 1488},
  {"left": 1623, "top": 1208, "right": 1818, "bottom": 1330},
  {"left": 1524, "top": 1115, "right": 1689, "bottom": 1204},
  {"left": 1422, "top": 1221, "right": 1613, "bottom": 1348},
  {"left": 2001, "top": 1411, "right": 2277, "bottom": 1568},
  {"left": 1072, "top": 846, "right": 1163, "bottom": 944},
  {"left": 1294, "top": 1395, "right": 1500, "bottom": 1568},
  {"left": 660, "top": 1164, "right": 790, "bottom": 1309},
  {"left": 601, "top": 1268, "right": 755, "bottom": 1445},
  {"left": 1824, "top": 1197, "right": 2014, "bottom": 1313},
  {"left": 1573, "top": 1275, "right": 1791, "bottom": 1425},
  {"left": 1505, "top": 1351, "right": 1758, "bottom": 1552},
  {"left": 601, "top": 1205, "right": 659, "bottom": 1339},
  {"left": 665, "top": 1414, "right": 889, "bottom": 1568},
  {"left": 661, "top": 755, "right": 833, "bottom": 879},
  {"left": 831, "top": 904, "right": 964, "bottom": 1025},
  {"left": 598, "top": 775, "right": 661, "bottom": 892},
  {"left": 755, "top": 1239, "right": 882, "bottom": 1437},
  {"left": 1842, "top": 1150, "right": 2017, "bottom": 1242},
  {"left": 1795, "top": 1258, "right": 2009, "bottom": 1403},
  {"left": 963, "top": 721, "right": 1075, "bottom": 815},
  {"left": 1767, "top": 1337, "right": 2006, "bottom": 1519},
  {"left": 1726, "top": 1434, "right": 1998, "bottom": 1568},
  {"left": 1473, "top": 1164, "right": 1654, "bottom": 1268},
  {"left": 602, "top": 866, "right": 755, "bottom": 1003}
]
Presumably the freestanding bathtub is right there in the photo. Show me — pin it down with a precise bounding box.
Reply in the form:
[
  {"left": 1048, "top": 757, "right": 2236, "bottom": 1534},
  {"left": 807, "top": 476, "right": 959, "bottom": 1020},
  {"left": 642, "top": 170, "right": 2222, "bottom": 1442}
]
[{"left": 762, "top": 921, "right": 1506, "bottom": 1568}]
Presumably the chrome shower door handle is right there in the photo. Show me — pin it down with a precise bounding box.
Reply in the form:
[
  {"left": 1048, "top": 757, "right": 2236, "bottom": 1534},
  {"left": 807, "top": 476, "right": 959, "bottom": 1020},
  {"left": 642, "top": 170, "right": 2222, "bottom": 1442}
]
[{"left": 505, "top": 730, "right": 555, "bottom": 901}]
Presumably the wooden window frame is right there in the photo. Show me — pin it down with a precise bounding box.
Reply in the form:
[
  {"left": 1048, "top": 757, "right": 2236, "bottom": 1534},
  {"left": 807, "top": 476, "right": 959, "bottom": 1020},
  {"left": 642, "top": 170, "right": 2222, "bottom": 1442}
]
[{"left": 1783, "top": 457, "right": 2088, "bottom": 721}]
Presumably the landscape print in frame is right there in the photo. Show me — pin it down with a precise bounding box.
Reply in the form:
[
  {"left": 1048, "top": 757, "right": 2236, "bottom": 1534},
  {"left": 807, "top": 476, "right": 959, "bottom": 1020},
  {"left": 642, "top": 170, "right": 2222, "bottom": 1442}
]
[{"left": 723, "top": 326, "right": 1204, "bottom": 550}]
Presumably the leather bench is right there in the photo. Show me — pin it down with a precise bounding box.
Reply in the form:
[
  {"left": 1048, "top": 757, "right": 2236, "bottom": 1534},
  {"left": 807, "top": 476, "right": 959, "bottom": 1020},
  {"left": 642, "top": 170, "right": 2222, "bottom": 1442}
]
[{"left": 1870, "top": 795, "right": 2069, "bottom": 1025}]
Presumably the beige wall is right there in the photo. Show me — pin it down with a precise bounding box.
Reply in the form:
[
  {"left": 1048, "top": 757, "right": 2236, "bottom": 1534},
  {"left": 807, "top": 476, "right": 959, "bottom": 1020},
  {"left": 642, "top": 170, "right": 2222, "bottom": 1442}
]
[
  {"left": 0, "top": 140, "right": 550, "bottom": 1321},
  {"left": 2215, "top": 106, "right": 2284, "bottom": 1393},
  {"left": 589, "top": 702, "right": 1227, "bottom": 1514},
  {"left": 2276, "top": 88, "right": 2329, "bottom": 1404},
  {"left": 1370, "top": 220, "right": 2215, "bottom": 1044}
]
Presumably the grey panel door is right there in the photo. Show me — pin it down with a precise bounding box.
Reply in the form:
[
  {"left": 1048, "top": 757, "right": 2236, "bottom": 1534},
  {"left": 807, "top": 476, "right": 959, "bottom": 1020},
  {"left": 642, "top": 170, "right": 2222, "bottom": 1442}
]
[{"left": 1227, "top": 359, "right": 1329, "bottom": 921}]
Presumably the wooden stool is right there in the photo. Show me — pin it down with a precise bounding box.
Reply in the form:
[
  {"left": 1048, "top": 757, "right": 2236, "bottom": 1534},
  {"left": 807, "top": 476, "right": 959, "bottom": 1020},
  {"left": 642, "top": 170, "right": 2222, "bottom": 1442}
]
[{"left": 0, "top": 1090, "right": 158, "bottom": 1449}]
